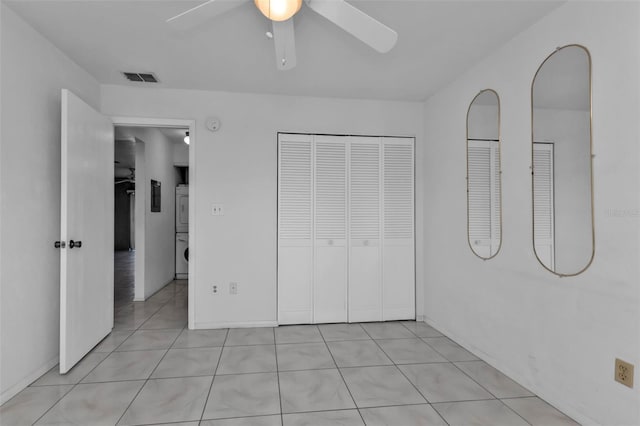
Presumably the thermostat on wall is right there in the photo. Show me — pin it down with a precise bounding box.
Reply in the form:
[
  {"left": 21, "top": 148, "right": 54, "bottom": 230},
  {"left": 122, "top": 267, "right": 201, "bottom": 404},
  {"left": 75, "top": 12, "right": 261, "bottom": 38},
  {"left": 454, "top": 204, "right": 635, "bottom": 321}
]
[{"left": 206, "top": 117, "right": 221, "bottom": 132}]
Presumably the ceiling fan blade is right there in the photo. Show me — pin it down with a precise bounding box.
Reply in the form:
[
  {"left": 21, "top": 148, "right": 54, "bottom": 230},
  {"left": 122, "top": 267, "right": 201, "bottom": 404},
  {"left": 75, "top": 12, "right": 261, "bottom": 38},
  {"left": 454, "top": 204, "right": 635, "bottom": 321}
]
[
  {"left": 305, "top": 0, "right": 397, "bottom": 53},
  {"left": 167, "top": 0, "right": 248, "bottom": 31},
  {"left": 272, "top": 19, "right": 297, "bottom": 71}
]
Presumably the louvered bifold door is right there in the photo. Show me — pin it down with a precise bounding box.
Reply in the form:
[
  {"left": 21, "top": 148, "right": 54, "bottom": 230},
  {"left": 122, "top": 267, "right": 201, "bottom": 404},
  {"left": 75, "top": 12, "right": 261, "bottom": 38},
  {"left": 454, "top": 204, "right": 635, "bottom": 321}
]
[
  {"left": 533, "top": 143, "right": 555, "bottom": 270},
  {"left": 348, "top": 137, "right": 382, "bottom": 322},
  {"left": 313, "top": 136, "right": 347, "bottom": 323},
  {"left": 468, "top": 139, "right": 501, "bottom": 257},
  {"left": 490, "top": 141, "right": 501, "bottom": 251},
  {"left": 468, "top": 140, "right": 492, "bottom": 258},
  {"left": 381, "top": 138, "right": 415, "bottom": 320},
  {"left": 278, "top": 134, "right": 313, "bottom": 324}
]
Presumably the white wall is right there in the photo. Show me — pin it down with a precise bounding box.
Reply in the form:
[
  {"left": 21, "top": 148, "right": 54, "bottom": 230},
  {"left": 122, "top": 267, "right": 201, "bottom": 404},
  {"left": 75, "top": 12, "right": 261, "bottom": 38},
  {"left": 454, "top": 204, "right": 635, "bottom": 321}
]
[
  {"left": 134, "top": 140, "right": 146, "bottom": 300},
  {"left": 422, "top": 2, "right": 639, "bottom": 425},
  {"left": 0, "top": 5, "right": 101, "bottom": 403},
  {"left": 123, "top": 129, "right": 177, "bottom": 300},
  {"left": 173, "top": 140, "right": 189, "bottom": 166},
  {"left": 101, "top": 87, "right": 424, "bottom": 328}
]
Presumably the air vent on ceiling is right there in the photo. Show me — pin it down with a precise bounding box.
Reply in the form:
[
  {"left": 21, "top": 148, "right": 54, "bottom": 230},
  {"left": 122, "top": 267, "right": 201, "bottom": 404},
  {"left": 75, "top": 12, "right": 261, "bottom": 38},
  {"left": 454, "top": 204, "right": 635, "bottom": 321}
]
[{"left": 122, "top": 72, "right": 159, "bottom": 83}]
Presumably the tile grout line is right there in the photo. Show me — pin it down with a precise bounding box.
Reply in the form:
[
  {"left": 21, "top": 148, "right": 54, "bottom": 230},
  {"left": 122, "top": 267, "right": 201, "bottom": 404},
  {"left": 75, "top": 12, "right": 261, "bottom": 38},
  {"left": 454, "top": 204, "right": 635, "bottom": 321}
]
[
  {"left": 273, "top": 327, "right": 285, "bottom": 426},
  {"left": 401, "top": 322, "right": 534, "bottom": 426},
  {"left": 440, "top": 353, "right": 535, "bottom": 425},
  {"left": 198, "top": 327, "right": 230, "bottom": 423},
  {"left": 113, "top": 284, "right": 187, "bottom": 426},
  {"left": 25, "top": 384, "right": 75, "bottom": 425},
  {"left": 317, "top": 325, "right": 365, "bottom": 425},
  {"left": 27, "top": 282, "right": 185, "bottom": 425},
  {"left": 364, "top": 322, "right": 452, "bottom": 426}
]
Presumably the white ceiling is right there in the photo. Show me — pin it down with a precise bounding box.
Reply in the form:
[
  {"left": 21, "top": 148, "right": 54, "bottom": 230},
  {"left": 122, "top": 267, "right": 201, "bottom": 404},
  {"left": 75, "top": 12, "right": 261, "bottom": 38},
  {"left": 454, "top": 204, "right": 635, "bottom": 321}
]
[{"left": 6, "top": 1, "right": 563, "bottom": 101}]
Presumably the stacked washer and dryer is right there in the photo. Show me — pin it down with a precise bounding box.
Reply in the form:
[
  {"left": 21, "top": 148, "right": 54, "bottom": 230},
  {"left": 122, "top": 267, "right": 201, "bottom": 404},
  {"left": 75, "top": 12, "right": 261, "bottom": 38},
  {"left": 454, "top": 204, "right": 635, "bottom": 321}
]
[{"left": 175, "top": 185, "right": 189, "bottom": 279}]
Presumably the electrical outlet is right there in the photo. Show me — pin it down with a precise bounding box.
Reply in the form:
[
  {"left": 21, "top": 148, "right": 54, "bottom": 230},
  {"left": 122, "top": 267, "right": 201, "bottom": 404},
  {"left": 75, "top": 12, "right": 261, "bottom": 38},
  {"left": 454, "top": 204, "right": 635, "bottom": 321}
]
[
  {"left": 615, "top": 358, "right": 634, "bottom": 388},
  {"left": 229, "top": 282, "right": 238, "bottom": 295},
  {"left": 212, "top": 204, "right": 224, "bottom": 216},
  {"left": 212, "top": 285, "right": 218, "bottom": 294}
]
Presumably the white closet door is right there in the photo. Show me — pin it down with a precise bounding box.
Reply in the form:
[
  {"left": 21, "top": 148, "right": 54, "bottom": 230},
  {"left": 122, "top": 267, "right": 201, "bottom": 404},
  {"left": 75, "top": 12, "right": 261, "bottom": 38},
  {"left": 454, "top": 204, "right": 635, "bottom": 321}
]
[
  {"left": 382, "top": 138, "right": 415, "bottom": 320},
  {"left": 533, "top": 142, "right": 555, "bottom": 270},
  {"left": 348, "top": 137, "right": 382, "bottom": 322},
  {"left": 278, "top": 134, "right": 313, "bottom": 324},
  {"left": 314, "top": 136, "right": 347, "bottom": 323}
]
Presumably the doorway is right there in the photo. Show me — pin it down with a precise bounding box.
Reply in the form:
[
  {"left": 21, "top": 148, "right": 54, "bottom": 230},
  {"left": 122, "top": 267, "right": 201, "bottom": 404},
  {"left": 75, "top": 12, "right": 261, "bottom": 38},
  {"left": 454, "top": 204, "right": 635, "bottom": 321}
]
[
  {"left": 112, "top": 117, "right": 195, "bottom": 329},
  {"left": 114, "top": 138, "right": 136, "bottom": 305}
]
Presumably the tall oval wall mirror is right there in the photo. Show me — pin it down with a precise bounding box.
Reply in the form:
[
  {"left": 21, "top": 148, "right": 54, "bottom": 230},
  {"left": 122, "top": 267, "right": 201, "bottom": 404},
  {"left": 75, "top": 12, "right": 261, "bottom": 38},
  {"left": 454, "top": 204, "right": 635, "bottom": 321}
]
[
  {"left": 531, "top": 44, "right": 594, "bottom": 276},
  {"left": 467, "top": 89, "right": 502, "bottom": 259}
]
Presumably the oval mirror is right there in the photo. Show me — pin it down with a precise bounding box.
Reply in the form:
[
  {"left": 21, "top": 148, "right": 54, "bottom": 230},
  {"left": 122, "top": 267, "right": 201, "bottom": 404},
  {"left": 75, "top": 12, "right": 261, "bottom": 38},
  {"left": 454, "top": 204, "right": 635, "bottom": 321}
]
[
  {"left": 467, "top": 89, "right": 502, "bottom": 259},
  {"left": 531, "top": 45, "right": 594, "bottom": 276}
]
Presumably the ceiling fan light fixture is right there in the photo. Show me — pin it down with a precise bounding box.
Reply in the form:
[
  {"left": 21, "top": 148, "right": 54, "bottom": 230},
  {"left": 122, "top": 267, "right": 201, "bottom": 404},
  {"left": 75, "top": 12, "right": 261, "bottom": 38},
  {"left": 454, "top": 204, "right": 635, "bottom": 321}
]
[
  {"left": 184, "top": 131, "right": 190, "bottom": 145},
  {"left": 255, "top": 0, "right": 302, "bottom": 22}
]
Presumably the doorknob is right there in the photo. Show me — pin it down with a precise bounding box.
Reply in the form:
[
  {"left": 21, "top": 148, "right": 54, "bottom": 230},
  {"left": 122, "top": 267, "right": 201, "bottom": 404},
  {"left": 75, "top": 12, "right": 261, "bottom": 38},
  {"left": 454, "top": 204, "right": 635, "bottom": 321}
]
[
  {"left": 69, "top": 240, "right": 82, "bottom": 249},
  {"left": 54, "top": 241, "right": 66, "bottom": 249}
]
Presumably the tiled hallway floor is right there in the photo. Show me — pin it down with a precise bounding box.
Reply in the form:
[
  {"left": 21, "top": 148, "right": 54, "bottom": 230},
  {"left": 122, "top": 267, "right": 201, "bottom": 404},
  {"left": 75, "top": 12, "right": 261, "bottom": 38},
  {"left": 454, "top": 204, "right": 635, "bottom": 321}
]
[{"left": 1, "top": 281, "right": 579, "bottom": 426}]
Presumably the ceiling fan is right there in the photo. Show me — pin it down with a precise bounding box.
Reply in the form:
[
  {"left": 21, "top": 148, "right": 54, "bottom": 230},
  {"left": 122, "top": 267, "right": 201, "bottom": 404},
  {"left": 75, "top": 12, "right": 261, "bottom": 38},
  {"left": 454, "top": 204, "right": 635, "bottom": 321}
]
[
  {"left": 167, "top": 0, "right": 398, "bottom": 71},
  {"left": 115, "top": 168, "right": 136, "bottom": 185}
]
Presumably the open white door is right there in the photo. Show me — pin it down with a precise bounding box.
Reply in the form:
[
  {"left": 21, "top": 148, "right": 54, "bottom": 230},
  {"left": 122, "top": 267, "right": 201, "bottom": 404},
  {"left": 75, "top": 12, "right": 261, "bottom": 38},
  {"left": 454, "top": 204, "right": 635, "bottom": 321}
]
[{"left": 59, "top": 89, "right": 114, "bottom": 373}]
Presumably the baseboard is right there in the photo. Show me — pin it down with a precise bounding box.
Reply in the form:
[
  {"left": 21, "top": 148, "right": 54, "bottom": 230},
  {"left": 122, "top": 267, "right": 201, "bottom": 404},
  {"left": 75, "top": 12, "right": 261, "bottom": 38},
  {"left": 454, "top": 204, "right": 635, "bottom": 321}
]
[
  {"left": 422, "top": 315, "right": 593, "bottom": 426},
  {"left": 135, "top": 278, "right": 175, "bottom": 302},
  {"left": 416, "top": 314, "right": 426, "bottom": 322},
  {"left": 193, "top": 320, "right": 279, "bottom": 330},
  {"left": 0, "top": 355, "right": 58, "bottom": 405}
]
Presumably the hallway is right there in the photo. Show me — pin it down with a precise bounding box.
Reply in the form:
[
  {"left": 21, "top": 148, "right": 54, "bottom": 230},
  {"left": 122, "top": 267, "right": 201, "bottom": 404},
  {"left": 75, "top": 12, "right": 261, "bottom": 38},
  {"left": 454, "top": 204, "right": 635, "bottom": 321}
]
[{"left": 114, "top": 250, "right": 135, "bottom": 306}]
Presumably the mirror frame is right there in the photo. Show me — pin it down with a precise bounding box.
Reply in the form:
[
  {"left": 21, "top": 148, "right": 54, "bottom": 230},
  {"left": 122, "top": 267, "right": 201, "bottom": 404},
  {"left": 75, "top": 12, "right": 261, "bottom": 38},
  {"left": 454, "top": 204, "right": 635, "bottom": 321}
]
[
  {"left": 466, "top": 89, "right": 502, "bottom": 260},
  {"left": 530, "top": 44, "right": 595, "bottom": 277}
]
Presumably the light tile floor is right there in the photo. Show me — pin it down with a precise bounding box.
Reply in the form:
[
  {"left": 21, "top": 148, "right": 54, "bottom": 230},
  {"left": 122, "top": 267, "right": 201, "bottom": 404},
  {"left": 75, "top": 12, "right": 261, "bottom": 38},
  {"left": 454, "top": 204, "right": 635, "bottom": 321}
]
[{"left": 0, "top": 280, "right": 580, "bottom": 426}]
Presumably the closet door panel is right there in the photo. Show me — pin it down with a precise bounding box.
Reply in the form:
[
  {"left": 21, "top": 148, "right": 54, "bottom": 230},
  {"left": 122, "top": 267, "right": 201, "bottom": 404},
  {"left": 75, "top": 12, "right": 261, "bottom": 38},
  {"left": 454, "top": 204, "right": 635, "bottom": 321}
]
[
  {"left": 382, "top": 243, "right": 414, "bottom": 320},
  {"left": 314, "top": 136, "right": 347, "bottom": 323},
  {"left": 278, "top": 246, "right": 313, "bottom": 324},
  {"left": 348, "top": 138, "right": 382, "bottom": 322},
  {"left": 382, "top": 138, "right": 415, "bottom": 320},
  {"left": 278, "top": 135, "right": 313, "bottom": 324},
  {"left": 314, "top": 245, "right": 347, "bottom": 323},
  {"left": 349, "top": 242, "right": 381, "bottom": 322}
]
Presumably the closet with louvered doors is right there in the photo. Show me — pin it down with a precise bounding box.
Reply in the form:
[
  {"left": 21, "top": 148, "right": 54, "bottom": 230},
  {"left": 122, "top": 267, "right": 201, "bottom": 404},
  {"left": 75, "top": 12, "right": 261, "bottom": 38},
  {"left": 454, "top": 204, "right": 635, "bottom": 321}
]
[{"left": 277, "top": 133, "right": 415, "bottom": 324}]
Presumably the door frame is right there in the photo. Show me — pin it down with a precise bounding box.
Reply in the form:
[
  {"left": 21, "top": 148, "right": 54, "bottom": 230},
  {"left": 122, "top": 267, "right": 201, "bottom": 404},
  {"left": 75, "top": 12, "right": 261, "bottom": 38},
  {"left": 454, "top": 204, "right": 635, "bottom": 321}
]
[{"left": 112, "top": 116, "right": 196, "bottom": 329}]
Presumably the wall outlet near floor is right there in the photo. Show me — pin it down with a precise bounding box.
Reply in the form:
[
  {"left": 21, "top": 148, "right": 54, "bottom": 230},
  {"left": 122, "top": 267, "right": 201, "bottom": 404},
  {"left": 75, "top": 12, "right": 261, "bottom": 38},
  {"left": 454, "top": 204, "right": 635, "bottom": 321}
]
[
  {"left": 212, "top": 204, "right": 224, "bottom": 216},
  {"left": 615, "top": 358, "right": 634, "bottom": 388},
  {"left": 212, "top": 285, "right": 218, "bottom": 294},
  {"left": 229, "top": 282, "right": 238, "bottom": 295}
]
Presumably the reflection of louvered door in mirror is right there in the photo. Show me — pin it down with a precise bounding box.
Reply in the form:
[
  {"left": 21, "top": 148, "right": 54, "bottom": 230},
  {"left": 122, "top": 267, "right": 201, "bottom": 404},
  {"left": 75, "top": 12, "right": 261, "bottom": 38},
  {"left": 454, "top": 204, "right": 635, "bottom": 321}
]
[
  {"left": 314, "top": 136, "right": 347, "bottom": 323},
  {"left": 533, "top": 142, "right": 555, "bottom": 271},
  {"left": 467, "top": 140, "right": 501, "bottom": 257}
]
